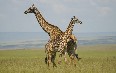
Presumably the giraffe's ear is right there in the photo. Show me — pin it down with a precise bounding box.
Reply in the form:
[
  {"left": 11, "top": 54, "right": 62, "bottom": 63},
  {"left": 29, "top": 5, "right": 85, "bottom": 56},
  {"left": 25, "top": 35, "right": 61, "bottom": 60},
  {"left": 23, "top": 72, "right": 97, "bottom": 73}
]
[
  {"left": 32, "top": 4, "right": 35, "bottom": 7},
  {"left": 71, "top": 18, "right": 73, "bottom": 20},
  {"left": 73, "top": 16, "right": 76, "bottom": 19}
]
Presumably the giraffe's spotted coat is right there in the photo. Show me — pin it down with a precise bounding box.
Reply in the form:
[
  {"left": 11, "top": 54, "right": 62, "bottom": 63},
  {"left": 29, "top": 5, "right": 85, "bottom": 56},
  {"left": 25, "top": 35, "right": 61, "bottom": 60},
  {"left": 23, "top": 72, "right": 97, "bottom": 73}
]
[{"left": 24, "top": 4, "right": 82, "bottom": 67}]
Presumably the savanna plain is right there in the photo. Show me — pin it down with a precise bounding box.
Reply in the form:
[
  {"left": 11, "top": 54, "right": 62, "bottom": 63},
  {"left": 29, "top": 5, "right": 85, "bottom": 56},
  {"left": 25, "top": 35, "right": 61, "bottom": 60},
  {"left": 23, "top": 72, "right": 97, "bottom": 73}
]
[{"left": 0, "top": 44, "right": 116, "bottom": 73}]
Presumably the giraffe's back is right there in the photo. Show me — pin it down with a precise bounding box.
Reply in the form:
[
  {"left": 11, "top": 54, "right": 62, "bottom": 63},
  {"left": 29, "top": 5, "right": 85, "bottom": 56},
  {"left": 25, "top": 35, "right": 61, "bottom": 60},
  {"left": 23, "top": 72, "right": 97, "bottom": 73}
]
[{"left": 49, "top": 25, "right": 63, "bottom": 40}]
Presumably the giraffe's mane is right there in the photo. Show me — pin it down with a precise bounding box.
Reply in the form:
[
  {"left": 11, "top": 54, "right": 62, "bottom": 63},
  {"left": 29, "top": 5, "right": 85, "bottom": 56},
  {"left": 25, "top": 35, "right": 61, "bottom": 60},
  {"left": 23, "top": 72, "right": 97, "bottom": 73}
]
[
  {"left": 35, "top": 8, "right": 63, "bottom": 33},
  {"left": 49, "top": 23, "right": 63, "bottom": 33}
]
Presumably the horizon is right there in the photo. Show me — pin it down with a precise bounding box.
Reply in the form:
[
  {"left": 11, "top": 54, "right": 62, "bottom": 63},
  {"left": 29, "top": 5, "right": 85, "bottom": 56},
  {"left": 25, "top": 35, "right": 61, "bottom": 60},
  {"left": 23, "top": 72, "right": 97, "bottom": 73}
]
[{"left": 0, "top": 32, "right": 116, "bottom": 49}]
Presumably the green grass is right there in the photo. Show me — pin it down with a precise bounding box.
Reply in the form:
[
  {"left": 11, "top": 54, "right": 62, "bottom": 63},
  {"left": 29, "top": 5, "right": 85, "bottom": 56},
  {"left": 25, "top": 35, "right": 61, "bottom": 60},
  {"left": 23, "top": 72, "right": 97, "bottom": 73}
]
[{"left": 0, "top": 44, "right": 116, "bottom": 73}]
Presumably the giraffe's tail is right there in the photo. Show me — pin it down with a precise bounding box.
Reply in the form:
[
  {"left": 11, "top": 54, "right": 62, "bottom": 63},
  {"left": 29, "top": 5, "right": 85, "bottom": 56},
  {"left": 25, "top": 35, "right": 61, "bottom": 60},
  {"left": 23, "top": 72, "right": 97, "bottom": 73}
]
[{"left": 45, "top": 56, "right": 47, "bottom": 64}]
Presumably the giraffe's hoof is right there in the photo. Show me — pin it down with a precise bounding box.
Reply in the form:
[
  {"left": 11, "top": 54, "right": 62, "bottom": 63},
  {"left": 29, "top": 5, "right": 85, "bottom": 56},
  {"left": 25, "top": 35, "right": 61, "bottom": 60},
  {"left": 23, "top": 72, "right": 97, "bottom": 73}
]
[
  {"left": 78, "top": 58, "right": 82, "bottom": 61},
  {"left": 53, "top": 64, "right": 57, "bottom": 68},
  {"left": 58, "top": 61, "right": 62, "bottom": 64},
  {"left": 74, "top": 64, "right": 76, "bottom": 67}
]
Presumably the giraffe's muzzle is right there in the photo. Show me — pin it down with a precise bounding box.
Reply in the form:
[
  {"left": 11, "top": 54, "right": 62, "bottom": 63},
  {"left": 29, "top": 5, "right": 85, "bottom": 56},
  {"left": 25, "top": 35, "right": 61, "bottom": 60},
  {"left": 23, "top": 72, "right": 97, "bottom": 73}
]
[
  {"left": 79, "top": 21, "right": 82, "bottom": 24},
  {"left": 24, "top": 11, "right": 27, "bottom": 14}
]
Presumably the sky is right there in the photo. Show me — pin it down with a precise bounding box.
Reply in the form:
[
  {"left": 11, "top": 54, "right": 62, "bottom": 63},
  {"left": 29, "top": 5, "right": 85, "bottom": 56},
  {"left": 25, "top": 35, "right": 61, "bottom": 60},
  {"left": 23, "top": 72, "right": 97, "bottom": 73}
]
[{"left": 0, "top": 0, "right": 116, "bottom": 33}]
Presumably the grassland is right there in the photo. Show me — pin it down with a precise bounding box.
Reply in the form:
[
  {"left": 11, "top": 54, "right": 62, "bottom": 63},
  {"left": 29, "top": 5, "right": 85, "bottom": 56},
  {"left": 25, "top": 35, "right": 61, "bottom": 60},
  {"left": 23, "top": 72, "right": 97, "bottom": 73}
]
[{"left": 0, "top": 44, "right": 116, "bottom": 73}]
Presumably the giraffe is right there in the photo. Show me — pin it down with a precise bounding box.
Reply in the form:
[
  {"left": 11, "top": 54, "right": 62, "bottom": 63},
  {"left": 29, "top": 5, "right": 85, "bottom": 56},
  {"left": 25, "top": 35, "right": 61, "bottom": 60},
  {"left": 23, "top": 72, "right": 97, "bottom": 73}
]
[
  {"left": 59, "top": 16, "right": 82, "bottom": 60},
  {"left": 56, "top": 16, "right": 82, "bottom": 66},
  {"left": 24, "top": 4, "right": 63, "bottom": 40},
  {"left": 45, "top": 16, "right": 82, "bottom": 67},
  {"left": 24, "top": 4, "right": 78, "bottom": 42},
  {"left": 24, "top": 4, "right": 81, "bottom": 67}
]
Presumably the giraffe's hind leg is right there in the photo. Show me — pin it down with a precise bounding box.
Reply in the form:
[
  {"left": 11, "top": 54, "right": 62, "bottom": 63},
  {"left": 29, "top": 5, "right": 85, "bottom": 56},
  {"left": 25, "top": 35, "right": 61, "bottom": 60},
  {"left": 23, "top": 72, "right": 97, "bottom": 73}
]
[
  {"left": 70, "top": 54, "right": 77, "bottom": 67},
  {"left": 51, "top": 52, "right": 57, "bottom": 67},
  {"left": 75, "top": 53, "right": 82, "bottom": 61},
  {"left": 68, "top": 49, "right": 78, "bottom": 66},
  {"left": 46, "top": 51, "right": 57, "bottom": 67}
]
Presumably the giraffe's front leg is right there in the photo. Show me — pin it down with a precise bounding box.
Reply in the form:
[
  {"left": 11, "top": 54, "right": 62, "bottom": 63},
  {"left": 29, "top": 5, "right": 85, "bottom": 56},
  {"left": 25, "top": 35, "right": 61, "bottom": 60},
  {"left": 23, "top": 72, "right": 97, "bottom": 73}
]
[
  {"left": 45, "top": 42, "right": 52, "bottom": 67},
  {"left": 58, "top": 49, "right": 64, "bottom": 64},
  {"left": 58, "top": 46, "right": 67, "bottom": 64},
  {"left": 62, "top": 45, "right": 68, "bottom": 63},
  {"left": 46, "top": 53, "right": 52, "bottom": 67},
  {"left": 64, "top": 51, "right": 67, "bottom": 63}
]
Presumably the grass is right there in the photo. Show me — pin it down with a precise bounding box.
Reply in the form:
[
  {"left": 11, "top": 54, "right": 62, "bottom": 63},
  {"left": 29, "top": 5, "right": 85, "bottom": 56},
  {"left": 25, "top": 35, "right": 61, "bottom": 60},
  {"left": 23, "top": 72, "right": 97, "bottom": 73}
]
[{"left": 0, "top": 44, "right": 116, "bottom": 73}]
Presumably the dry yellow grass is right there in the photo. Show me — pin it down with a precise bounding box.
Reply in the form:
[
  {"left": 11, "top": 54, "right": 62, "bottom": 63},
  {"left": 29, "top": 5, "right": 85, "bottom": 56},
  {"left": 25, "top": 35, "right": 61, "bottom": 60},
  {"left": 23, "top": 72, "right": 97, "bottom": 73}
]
[{"left": 0, "top": 44, "right": 116, "bottom": 73}]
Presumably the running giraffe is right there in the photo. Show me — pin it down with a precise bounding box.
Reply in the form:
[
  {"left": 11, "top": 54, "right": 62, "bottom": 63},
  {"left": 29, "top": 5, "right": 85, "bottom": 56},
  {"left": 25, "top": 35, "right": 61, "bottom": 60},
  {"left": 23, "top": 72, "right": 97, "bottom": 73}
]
[{"left": 45, "top": 16, "right": 82, "bottom": 67}]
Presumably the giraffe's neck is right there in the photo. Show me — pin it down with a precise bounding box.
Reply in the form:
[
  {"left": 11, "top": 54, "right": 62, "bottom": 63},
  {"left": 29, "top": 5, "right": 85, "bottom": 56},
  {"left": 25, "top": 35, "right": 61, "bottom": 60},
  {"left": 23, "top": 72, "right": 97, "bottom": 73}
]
[
  {"left": 65, "top": 19, "right": 74, "bottom": 36},
  {"left": 34, "top": 8, "right": 53, "bottom": 35}
]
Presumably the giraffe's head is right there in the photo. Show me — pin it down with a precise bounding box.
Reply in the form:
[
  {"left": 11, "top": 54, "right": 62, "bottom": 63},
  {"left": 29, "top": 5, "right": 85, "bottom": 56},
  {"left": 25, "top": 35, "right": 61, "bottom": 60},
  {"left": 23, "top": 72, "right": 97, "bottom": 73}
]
[
  {"left": 24, "top": 4, "right": 37, "bottom": 14},
  {"left": 72, "top": 16, "right": 82, "bottom": 24}
]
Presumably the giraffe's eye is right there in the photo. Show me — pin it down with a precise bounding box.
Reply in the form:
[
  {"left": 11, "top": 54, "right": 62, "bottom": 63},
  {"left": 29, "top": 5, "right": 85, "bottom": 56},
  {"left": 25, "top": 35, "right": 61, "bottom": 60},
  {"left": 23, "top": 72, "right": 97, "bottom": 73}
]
[
  {"left": 30, "top": 7, "right": 33, "bottom": 10},
  {"left": 75, "top": 20, "right": 77, "bottom": 21}
]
